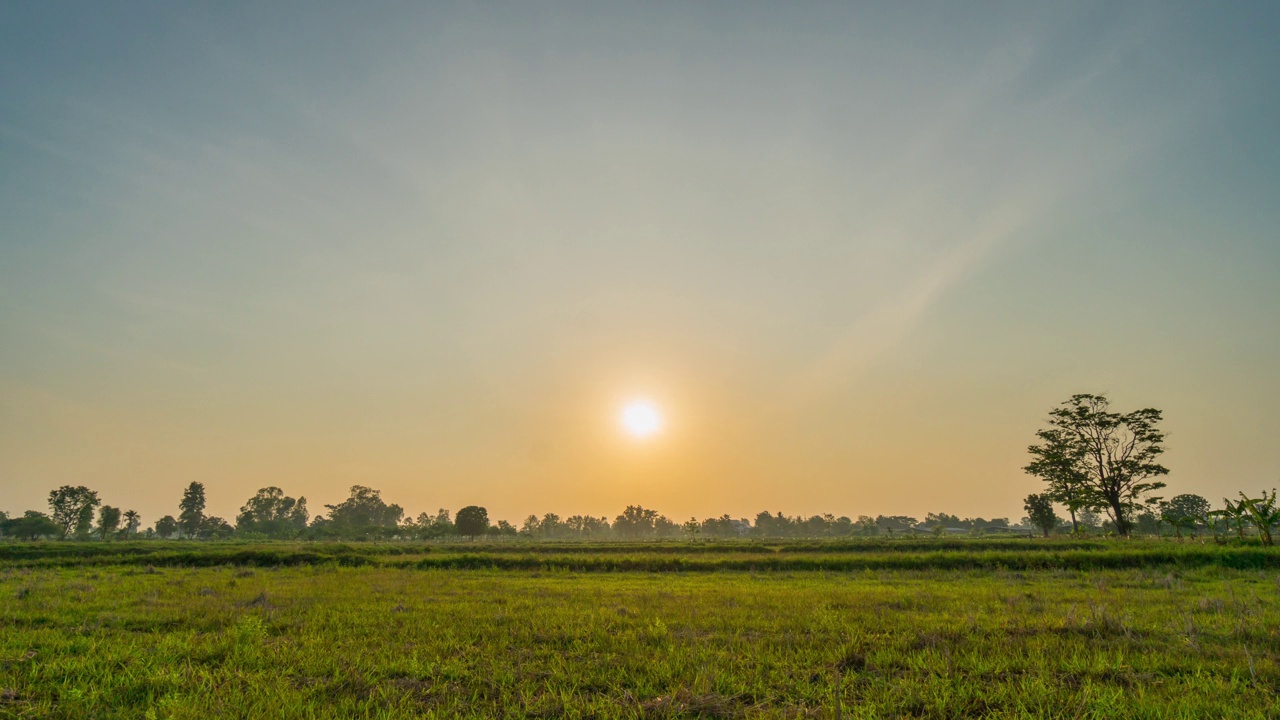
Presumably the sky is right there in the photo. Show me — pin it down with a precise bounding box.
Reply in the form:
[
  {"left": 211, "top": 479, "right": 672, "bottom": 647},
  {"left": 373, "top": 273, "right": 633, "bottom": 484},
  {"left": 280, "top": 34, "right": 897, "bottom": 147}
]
[{"left": 2, "top": 2, "right": 1279, "bottom": 527}]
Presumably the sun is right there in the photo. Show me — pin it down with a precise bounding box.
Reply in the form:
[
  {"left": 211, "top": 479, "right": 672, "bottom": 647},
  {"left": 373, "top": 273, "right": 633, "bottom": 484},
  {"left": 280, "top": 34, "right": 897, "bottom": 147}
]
[{"left": 620, "top": 400, "right": 663, "bottom": 439}]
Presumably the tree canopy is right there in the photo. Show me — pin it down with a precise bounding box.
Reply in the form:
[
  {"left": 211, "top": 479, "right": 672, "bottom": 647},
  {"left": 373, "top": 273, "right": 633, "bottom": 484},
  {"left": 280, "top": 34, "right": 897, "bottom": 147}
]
[
  {"left": 236, "top": 487, "right": 309, "bottom": 537},
  {"left": 47, "top": 485, "right": 100, "bottom": 539},
  {"left": 154, "top": 515, "right": 179, "bottom": 539},
  {"left": 178, "top": 482, "right": 207, "bottom": 538},
  {"left": 2, "top": 511, "right": 62, "bottom": 540},
  {"left": 320, "top": 485, "right": 404, "bottom": 536},
  {"left": 455, "top": 506, "right": 489, "bottom": 539},
  {"left": 97, "top": 505, "right": 121, "bottom": 540}
]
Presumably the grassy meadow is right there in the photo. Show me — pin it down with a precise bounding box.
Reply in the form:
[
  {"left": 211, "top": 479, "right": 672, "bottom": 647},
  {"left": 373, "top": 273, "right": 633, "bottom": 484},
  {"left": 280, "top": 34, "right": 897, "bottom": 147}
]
[{"left": 2, "top": 540, "right": 1279, "bottom": 718}]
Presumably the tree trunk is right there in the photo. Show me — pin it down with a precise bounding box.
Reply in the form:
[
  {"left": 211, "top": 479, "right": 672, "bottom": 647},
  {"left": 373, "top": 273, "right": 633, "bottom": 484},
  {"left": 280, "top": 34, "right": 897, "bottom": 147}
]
[{"left": 1107, "top": 496, "right": 1130, "bottom": 537}]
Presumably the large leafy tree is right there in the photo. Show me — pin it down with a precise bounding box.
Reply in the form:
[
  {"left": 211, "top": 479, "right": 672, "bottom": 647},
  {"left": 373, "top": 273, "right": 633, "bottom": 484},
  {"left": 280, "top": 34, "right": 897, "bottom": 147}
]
[
  {"left": 455, "top": 506, "right": 489, "bottom": 539},
  {"left": 178, "top": 482, "right": 207, "bottom": 538},
  {"left": 1026, "top": 394, "right": 1168, "bottom": 536},
  {"left": 47, "top": 485, "right": 100, "bottom": 539},
  {"left": 322, "top": 485, "right": 404, "bottom": 536},
  {"left": 236, "top": 487, "right": 309, "bottom": 537}
]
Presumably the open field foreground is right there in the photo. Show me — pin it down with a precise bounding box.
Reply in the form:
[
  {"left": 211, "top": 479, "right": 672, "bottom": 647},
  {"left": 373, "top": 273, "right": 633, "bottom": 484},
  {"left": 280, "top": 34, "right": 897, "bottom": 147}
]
[{"left": 2, "top": 543, "right": 1279, "bottom": 719}]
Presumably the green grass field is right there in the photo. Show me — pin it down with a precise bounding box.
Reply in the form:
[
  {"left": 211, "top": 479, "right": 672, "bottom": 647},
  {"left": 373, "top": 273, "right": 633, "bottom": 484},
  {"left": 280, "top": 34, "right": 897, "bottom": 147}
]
[{"left": 2, "top": 541, "right": 1279, "bottom": 718}]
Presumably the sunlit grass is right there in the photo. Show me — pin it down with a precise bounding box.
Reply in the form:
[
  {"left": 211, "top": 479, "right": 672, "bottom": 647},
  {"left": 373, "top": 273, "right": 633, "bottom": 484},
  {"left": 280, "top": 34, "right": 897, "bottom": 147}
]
[{"left": 1, "top": 548, "right": 1278, "bottom": 718}]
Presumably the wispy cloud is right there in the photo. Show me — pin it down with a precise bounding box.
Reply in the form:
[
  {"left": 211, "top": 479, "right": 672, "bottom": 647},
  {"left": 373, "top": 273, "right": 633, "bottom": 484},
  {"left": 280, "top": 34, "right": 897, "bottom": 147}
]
[{"left": 786, "top": 14, "right": 1189, "bottom": 401}]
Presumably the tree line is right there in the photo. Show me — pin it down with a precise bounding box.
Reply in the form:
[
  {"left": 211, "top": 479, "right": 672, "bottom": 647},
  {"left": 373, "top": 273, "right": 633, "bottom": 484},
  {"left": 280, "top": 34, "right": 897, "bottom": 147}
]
[
  {"left": 1, "top": 481, "right": 1027, "bottom": 541},
  {"left": 3, "top": 392, "right": 1275, "bottom": 543},
  {"left": 4, "top": 477, "right": 1270, "bottom": 542}
]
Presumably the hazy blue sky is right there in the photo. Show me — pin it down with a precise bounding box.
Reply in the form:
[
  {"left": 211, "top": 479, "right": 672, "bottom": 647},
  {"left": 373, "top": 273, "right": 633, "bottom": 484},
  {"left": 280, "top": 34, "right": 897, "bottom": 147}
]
[{"left": 2, "top": 2, "right": 1278, "bottom": 525}]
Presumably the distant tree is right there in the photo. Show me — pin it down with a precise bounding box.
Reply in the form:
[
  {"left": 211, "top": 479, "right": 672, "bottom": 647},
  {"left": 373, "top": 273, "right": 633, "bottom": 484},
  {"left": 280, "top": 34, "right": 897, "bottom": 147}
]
[
  {"left": 96, "top": 505, "right": 121, "bottom": 540},
  {"left": 122, "top": 510, "right": 141, "bottom": 537},
  {"left": 830, "top": 516, "right": 854, "bottom": 536},
  {"left": 564, "top": 515, "right": 585, "bottom": 537},
  {"left": 800, "top": 514, "right": 836, "bottom": 537},
  {"left": 401, "top": 511, "right": 434, "bottom": 539},
  {"left": 4, "top": 511, "right": 62, "bottom": 540},
  {"left": 1025, "top": 394, "right": 1168, "bottom": 536},
  {"left": 751, "top": 511, "right": 776, "bottom": 537},
  {"left": 323, "top": 485, "right": 404, "bottom": 537},
  {"left": 494, "top": 520, "right": 518, "bottom": 537},
  {"left": 926, "top": 512, "right": 962, "bottom": 528},
  {"left": 1157, "top": 502, "right": 1183, "bottom": 537},
  {"left": 875, "top": 515, "right": 918, "bottom": 536},
  {"left": 565, "top": 515, "right": 611, "bottom": 539},
  {"left": 48, "top": 486, "right": 100, "bottom": 539},
  {"left": 307, "top": 514, "right": 333, "bottom": 535},
  {"left": 455, "top": 506, "right": 489, "bottom": 539},
  {"left": 540, "top": 513, "right": 563, "bottom": 539},
  {"left": 154, "top": 515, "right": 179, "bottom": 539},
  {"left": 682, "top": 517, "right": 701, "bottom": 538},
  {"left": 236, "top": 487, "right": 309, "bottom": 537},
  {"left": 197, "top": 515, "right": 234, "bottom": 539},
  {"left": 1076, "top": 508, "right": 1102, "bottom": 532},
  {"left": 654, "top": 515, "right": 679, "bottom": 538},
  {"left": 520, "top": 515, "right": 540, "bottom": 537},
  {"left": 613, "top": 505, "right": 659, "bottom": 538},
  {"left": 412, "top": 508, "right": 454, "bottom": 538},
  {"left": 74, "top": 504, "right": 96, "bottom": 539},
  {"left": 853, "top": 516, "right": 879, "bottom": 537},
  {"left": 1023, "top": 494, "right": 1059, "bottom": 538},
  {"left": 754, "top": 511, "right": 806, "bottom": 538},
  {"left": 1161, "top": 494, "right": 1210, "bottom": 539},
  {"left": 178, "top": 482, "right": 207, "bottom": 538},
  {"left": 1132, "top": 509, "right": 1161, "bottom": 536},
  {"left": 700, "top": 515, "right": 737, "bottom": 538}
]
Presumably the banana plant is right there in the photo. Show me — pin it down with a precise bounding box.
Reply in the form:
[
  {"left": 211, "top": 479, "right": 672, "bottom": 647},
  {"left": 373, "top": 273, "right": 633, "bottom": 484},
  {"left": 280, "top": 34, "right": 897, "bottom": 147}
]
[
  {"left": 1238, "top": 490, "right": 1280, "bottom": 546},
  {"left": 1219, "top": 498, "right": 1249, "bottom": 540},
  {"left": 1202, "top": 510, "right": 1228, "bottom": 544}
]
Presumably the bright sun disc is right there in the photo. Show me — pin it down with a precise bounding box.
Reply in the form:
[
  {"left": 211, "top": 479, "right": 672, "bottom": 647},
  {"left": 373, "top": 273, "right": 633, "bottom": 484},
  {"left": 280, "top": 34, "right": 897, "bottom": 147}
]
[{"left": 621, "top": 401, "right": 662, "bottom": 439}]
